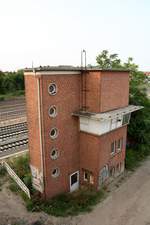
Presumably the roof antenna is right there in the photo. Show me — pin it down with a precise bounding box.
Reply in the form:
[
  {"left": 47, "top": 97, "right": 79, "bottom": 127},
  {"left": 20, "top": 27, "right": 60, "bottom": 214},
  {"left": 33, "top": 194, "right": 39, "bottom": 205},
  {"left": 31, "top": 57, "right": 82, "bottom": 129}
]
[
  {"left": 81, "top": 49, "right": 87, "bottom": 69},
  {"left": 32, "top": 61, "right": 35, "bottom": 72}
]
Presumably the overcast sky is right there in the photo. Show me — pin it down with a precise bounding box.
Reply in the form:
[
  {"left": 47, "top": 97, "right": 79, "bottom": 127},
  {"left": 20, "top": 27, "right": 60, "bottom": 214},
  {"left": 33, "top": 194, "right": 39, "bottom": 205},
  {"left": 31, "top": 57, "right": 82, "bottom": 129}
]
[{"left": 0, "top": 0, "right": 150, "bottom": 71}]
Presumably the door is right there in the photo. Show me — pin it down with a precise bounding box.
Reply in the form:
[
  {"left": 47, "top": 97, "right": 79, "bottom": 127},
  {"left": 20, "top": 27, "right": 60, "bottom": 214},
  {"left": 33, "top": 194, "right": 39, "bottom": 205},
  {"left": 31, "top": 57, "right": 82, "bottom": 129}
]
[{"left": 70, "top": 171, "right": 79, "bottom": 192}]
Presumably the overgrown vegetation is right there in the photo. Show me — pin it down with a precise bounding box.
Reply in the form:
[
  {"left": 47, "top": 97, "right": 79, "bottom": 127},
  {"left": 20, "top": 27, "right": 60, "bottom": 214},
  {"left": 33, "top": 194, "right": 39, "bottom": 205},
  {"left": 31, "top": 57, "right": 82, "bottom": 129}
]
[
  {"left": 0, "top": 70, "right": 24, "bottom": 100},
  {"left": 8, "top": 155, "right": 106, "bottom": 217},
  {"left": 96, "top": 50, "right": 150, "bottom": 170},
  {"left": 8, "top": 155, "right": 32, "bottom": 190},
  {"left": 0, "top": 165, "right": 7, "bottom": 177},
  {"left": 22, "top": 186, "right": 105, "bottom": 217}
]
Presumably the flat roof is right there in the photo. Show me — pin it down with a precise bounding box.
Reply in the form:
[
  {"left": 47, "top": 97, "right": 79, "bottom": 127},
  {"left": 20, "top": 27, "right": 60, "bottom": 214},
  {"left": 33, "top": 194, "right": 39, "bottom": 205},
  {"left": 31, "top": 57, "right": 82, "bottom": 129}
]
[
  {"left": 24, "top": 65, "right": 129, "bottom": 73},
  {"left": 73, "top": 105, "right": 143, "bottom": 121}
]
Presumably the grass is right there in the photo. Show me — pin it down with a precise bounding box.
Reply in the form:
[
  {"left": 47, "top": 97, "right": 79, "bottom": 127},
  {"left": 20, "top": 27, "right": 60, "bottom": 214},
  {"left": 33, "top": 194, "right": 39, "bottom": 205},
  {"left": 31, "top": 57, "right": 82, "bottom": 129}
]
[
  {"left": 0, "top": 165, "right": 7, "bottom": 177},
  {"left": 8, "top": 175, "right": 106, "bottom": 217},
  {"left": 125, "top": 145, "right": 150, "bottom": 171},
  {"left": 0, "top": 90, "right": 25, "bottom": 101}
]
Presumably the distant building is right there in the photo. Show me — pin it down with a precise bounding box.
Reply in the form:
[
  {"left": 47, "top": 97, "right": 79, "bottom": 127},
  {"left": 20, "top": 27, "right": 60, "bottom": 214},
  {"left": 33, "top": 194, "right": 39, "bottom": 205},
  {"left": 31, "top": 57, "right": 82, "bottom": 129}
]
[
  {"left": 24, "top": 66, "right": 142, "bottom": 199},
  {"left": 144, "top": 72, "right": 150, "bottom": 82}
]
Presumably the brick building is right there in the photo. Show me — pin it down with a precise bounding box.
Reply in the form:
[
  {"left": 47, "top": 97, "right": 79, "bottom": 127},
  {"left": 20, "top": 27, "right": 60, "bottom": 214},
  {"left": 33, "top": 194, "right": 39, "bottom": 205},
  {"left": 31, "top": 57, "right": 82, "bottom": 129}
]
[{"left": 24, "top": 66, "right": 142, "bottom": 199}]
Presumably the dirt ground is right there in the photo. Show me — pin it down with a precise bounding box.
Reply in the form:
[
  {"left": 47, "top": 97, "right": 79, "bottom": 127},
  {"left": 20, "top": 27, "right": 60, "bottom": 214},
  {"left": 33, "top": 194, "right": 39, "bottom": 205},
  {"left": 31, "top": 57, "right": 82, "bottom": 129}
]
[{"left": 1, "top": 158, "right": 150, "bottom": 225}]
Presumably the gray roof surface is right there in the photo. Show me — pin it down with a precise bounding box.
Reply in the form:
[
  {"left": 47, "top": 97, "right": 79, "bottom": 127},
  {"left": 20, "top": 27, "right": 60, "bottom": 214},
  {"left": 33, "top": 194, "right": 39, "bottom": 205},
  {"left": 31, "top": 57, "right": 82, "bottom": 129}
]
[
  {"left": 73, "top": 105, "right": 143, "bottom": 120},
  {"left": 24, "top": 65, "right": 129, "bottom": 72}
]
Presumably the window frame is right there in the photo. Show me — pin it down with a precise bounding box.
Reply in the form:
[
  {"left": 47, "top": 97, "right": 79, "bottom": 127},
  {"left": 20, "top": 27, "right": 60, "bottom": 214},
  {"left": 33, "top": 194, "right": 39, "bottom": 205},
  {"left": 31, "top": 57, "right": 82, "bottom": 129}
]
[
  {"left": 48, "top": 83, "right": 57, "bottom": 96},
  {"left": 122, "top": 113, "right": 131, "bottom": 125},
  {"left": 117, "top": 138, "right": 123, "bottom": 152},
  {"left": 111, "top": 141, "right": 116, "bottom": 155},
  {"left": 48, "top": 105, "right": 57, "bottom": 118},
  {"left": 50, "top": 127, "right": 59, "bottom": 139},
  {"left": 50, "top": 147, "right": 59, "bottom": 160},
  {"left": 51, "top": 167, "right": 60, "bottom": 178}
]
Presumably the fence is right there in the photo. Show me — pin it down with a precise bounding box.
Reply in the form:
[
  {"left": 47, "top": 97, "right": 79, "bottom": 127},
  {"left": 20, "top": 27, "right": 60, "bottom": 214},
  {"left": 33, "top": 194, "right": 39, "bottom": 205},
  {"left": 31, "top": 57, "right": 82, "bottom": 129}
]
[{"left": 2, "top": 161, "right": 31, "bottom": 199}]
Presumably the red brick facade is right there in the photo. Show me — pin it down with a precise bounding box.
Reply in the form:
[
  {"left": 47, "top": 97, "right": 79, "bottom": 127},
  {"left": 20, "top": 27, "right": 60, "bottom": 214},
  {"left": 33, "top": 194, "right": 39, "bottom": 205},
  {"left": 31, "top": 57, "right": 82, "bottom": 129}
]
[{"left": 24, "top": 68, "right": 129, "bottom": 199}]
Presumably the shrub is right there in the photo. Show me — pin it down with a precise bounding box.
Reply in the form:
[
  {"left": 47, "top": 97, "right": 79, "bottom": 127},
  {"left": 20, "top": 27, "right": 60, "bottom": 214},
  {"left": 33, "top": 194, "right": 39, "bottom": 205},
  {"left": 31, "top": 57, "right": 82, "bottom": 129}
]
[
  {"left": 23, "top": 187, "right": 106, "bottom": 217},
  {"left": 0, "top": 165, "right": 6, "bottom": 177}
]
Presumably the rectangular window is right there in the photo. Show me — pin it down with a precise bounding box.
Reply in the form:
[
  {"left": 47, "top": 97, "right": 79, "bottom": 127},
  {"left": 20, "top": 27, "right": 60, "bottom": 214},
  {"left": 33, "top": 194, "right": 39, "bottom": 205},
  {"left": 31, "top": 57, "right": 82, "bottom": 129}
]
[
  {"left": 84, "top": 171, "right": 88, "bottom": 181},
  {"left": 111, "top": 141, "right": 116, "bottom": 155},
  {"left": 122, "top": 113, "right": 131, "bottom": 125},
  {"left": 117, "top": 138, "right": 123, "bottom": 152},
  {"left": 83, "top": 170, "right": 94, "bottom": 184}
]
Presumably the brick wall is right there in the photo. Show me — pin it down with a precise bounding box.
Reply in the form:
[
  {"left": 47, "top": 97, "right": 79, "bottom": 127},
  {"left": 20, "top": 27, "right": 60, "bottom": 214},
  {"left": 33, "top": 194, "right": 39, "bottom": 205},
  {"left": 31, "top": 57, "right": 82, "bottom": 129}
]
[
  {"left": 80, "top": 126, "right": 127, "bottom": 188},
  {"left": 85, "top": 71, "right": 129, "bottom": 113},
  {"left": 24, "top": 74, "right": 42, "bottom": 172},
  {"left": 100, "top": 71, "right": 129, "bottom": 112},
  {"left": 40, "top": 74, "right": 81, "bottom": 198},
  {"left": 25, "top": 69, "right": 129, "bottom": 198}
]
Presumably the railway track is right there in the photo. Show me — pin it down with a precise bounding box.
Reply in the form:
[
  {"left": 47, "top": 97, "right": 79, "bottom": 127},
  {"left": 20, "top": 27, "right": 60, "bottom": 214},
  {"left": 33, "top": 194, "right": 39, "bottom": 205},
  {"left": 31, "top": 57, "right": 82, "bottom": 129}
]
[
  {"left": 0, "top": 136, "right": 28, "bottom": 152},
  {"left": 0, "top": 122, "right": 28, "bottom": 154},
  {"left": 0, "top": 99, "right": 29, "bottom": 157},
  {"left": 0, "top": 122, "right": 27, "bottom": 135}
]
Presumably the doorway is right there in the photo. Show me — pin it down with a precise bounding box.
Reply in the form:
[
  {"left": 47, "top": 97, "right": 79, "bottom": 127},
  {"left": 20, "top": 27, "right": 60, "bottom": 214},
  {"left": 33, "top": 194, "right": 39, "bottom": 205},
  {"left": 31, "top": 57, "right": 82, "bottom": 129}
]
[{"left": 70, "top": 171, "right": 79, "bottom": 192}]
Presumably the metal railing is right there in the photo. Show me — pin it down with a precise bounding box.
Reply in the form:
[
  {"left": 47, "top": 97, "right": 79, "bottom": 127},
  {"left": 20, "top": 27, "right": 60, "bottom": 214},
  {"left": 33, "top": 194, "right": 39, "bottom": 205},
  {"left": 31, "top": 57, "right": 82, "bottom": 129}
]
[{"left": 2, "top": 161, "right": 31, "bottom": 199}]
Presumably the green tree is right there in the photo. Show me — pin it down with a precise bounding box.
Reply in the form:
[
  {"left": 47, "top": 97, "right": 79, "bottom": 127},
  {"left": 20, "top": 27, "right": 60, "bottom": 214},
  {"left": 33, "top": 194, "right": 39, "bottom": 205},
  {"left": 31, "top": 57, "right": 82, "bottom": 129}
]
[
  {"left": 0, "top": 69, "right": 24, "bottom": 96},
  {"left": 96, "top": 50, "right": 122, "bottom": 69}
]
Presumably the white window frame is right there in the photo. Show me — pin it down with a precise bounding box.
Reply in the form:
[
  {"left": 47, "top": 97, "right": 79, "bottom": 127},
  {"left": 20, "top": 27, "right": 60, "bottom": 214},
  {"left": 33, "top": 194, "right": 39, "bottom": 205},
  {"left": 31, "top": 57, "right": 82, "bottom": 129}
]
[
  {"left": 48, "top": 83, "right": 57, "bottom": 95},
  {"left": 122, "top": 113, "right": 131, "bottom": 125},
  {"left": 117, "top": 138, "right": 123, "bottom": 152},
  {"left": 48, "top": 105, "right": 57, "bottom": 118},
  {"left": 111, "top": 141, "right": 116, "bottom": 155},
  {"left": 50, "top": 127, "right": 59, "bottom": 139},
  {"left": 50, "top": 147, "right": 59, "bottom": 160},
  {"left": 51, "top": 167, "right": 60, "bottom": 178},
  {"left": 70, "top": 171, "right": 79, "bottom": 192}
]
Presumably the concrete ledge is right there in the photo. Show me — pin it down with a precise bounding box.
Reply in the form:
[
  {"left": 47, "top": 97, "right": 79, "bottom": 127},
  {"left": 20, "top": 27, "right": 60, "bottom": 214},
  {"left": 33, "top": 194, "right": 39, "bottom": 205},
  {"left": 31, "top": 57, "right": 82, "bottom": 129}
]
[
  {"left": 0, "top": 117, "right": 27, "bottom": 127},
  {"left": 0, "top": 149, "right": 29, "bottom": 161}
]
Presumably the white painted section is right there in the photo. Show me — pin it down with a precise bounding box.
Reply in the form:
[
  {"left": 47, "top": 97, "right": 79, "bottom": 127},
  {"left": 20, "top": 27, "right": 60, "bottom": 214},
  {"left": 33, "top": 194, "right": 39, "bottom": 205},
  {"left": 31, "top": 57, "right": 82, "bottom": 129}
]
[
  {"left": 37, "top": 77, "right": 44, "bottom": 193},
  {"left": 30, "top": 164, "right": 43, "bottom": 193},
  {"left": 24, "top": 71, "right": 81, "bottom": 76},
  {"left": 70, "top": 171, "right": 79, "bottom": 192},
  {"left": 80, "top": 113, "right": 127, "bottom": 136}
]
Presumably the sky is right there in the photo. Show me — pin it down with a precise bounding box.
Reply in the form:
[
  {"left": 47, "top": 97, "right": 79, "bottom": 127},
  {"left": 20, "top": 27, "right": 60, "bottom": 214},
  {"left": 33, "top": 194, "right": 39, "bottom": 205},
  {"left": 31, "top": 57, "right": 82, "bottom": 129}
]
[{"left": 0, "top": 0, "right": 150, "bottom": 71}]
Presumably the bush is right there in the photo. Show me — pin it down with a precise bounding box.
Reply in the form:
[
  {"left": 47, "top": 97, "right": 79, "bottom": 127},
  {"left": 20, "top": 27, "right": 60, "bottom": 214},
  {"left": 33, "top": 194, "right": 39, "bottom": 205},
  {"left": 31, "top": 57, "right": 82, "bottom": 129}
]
[
  {"left": 8, "top": 155, "right": 32, "bottom": 190},
  {"left": 125, "top": 146, "right": 150, "bottom": 171},
  {"left": 23, "top": 187, "right": 106, "bottom": 217},
  {"left": 0, "top": 165, "right": 6, "bottom": 177},
  {"left": 0, "top": 96, "right": 5, "bottom": 101},
  {"left": 0, "top": 70, "right": 24, "bottom": 95}
]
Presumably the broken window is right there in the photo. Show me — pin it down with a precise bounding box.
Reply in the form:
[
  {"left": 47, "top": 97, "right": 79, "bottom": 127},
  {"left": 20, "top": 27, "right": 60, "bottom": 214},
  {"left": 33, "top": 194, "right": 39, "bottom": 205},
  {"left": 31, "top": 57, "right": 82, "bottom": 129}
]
[
  {"left": 83, "top": 169, "right": 94, "bottom": 184},
  {"left": 122, "top": 113, "right": 131, "bottom": 125}
]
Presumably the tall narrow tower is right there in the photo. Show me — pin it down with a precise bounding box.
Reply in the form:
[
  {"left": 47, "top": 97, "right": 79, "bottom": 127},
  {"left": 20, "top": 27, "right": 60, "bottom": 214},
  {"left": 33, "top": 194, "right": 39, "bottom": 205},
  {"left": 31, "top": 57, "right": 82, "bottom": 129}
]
[{"left": 24, "top": 66, "right": 142, "bottom": 199}]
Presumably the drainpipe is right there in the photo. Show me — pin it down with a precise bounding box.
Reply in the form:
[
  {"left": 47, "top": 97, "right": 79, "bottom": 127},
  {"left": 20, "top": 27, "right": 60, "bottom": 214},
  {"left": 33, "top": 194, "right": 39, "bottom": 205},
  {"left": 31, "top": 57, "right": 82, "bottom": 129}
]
[{"left": 35, "top": 71, "right": 46, "bottom": 198}]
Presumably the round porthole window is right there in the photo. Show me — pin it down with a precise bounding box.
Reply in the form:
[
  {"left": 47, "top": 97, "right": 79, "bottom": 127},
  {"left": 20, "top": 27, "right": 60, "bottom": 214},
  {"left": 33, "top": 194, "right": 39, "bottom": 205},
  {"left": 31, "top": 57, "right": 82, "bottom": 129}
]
[
  {"left": 50, "top": 148, "right": 59, "bottom": 160},
  {"left": 49, "top": 105, "right": 57, "bottom": 118},
  {"left": 51, "top": 168, "right": 60, "bottom": 178},
  {"left": 48, "top": 83, "right": 57, "bottom": 95},
  {"left": 50, "top": 128, "right": 58, "bottom": 139}
]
